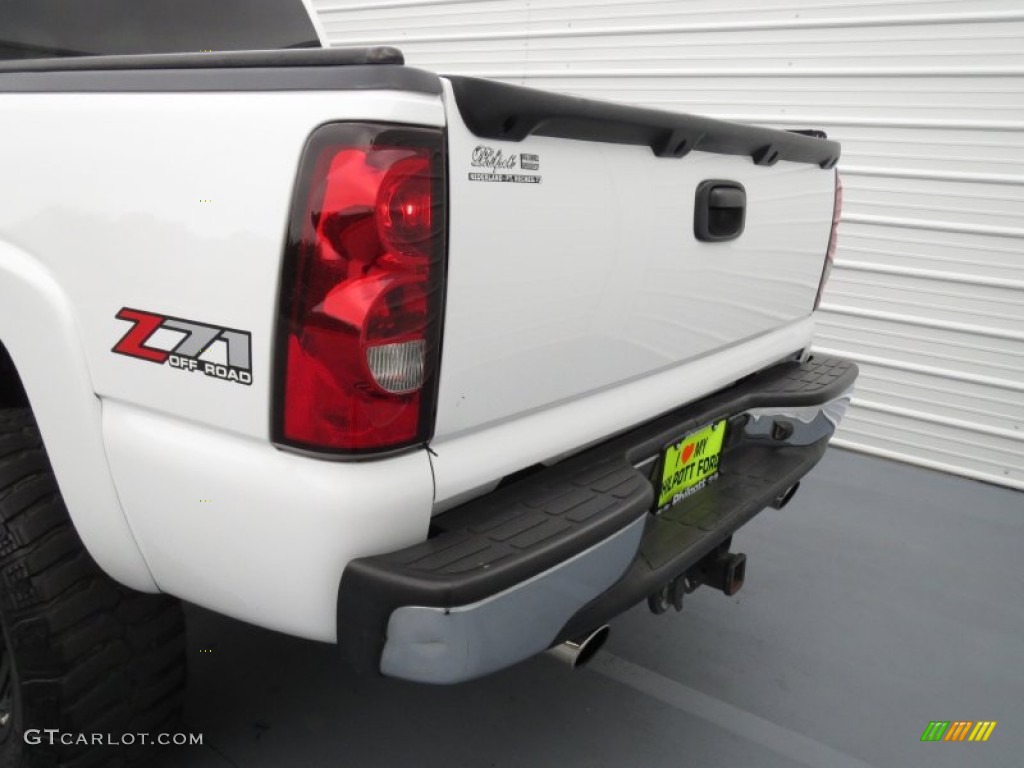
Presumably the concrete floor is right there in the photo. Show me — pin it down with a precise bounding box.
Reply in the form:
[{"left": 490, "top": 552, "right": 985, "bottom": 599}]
[{"left": 151, "top": 449, "right": 1022, "bottom": 768}]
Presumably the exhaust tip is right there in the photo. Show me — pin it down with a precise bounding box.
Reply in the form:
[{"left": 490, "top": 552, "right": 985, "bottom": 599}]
[
  {"left": 548, "top": 625, "right": 610, "bottom": 669},
  {"left": 770, "top": 481, "right": 800, "bottom": 510}
]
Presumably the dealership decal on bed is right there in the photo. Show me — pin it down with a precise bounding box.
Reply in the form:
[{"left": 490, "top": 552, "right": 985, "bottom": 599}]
[
  {"left": 468, "top": 145, "right": 541, "bottom": 184},
  {"left": 112, "top": 308, "right": 252, "bottom": 385}
]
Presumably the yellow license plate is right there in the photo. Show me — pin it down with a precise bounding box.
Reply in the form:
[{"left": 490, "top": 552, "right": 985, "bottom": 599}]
[{"left": 657, "top": 419, "right": 727, "bottom": 509}]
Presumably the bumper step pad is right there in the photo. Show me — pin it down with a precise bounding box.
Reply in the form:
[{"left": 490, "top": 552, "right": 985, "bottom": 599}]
[
  {"left": 338, "top": 355, "right": 857, "bottom": 680},
  {"left": 360, "top": 457, "right": 652, "bottom": 605}
]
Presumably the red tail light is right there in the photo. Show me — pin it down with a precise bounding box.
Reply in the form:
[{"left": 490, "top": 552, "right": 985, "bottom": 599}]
[
  {"left": 814, "top": 172, "right": 842, "bottom": 310},
  {"left": 273, "top": 124, "right": 446, "bottom": 454}
]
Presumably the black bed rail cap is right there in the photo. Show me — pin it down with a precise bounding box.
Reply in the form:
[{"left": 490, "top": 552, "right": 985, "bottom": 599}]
[
  {"left": 445, "top": 75, "right": 840, "bottom": 169},
  {"left": 0, "top": 49, "right": 443, "bottom": 95},
  {"left": 0, "top": 46, "right": 404, "bottom": 74}
]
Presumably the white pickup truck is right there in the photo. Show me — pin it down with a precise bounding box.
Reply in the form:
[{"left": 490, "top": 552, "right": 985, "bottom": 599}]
[{"left": 0, "top": 3, "right": 854, "bottom": 765}]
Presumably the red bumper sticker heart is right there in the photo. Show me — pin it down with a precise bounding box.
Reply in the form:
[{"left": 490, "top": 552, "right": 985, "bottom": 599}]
[{"left": 681, "top": 443, "right": 695, "bottom": 463}]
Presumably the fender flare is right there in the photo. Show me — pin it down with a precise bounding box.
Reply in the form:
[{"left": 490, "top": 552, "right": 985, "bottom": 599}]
[{"left": 0, "top": 240, "right": 158, "bottom": 592}]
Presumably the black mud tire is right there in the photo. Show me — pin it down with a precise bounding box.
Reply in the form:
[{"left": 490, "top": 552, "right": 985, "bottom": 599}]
[{"left": 0, "top": 409, "right": 186, "bottom": 767}]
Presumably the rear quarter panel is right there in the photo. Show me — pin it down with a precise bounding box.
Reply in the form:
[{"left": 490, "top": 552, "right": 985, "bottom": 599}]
[
  {"left": 0, "top": 89, "right": 443, "bottom": 439},
  {"left": 0, "top": 88, "right": 445, "bottom": 637}
]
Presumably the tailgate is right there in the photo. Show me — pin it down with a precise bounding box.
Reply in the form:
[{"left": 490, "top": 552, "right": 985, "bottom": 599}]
[{"left": 433, "top": 76, "right": 840, "bottom": 443}]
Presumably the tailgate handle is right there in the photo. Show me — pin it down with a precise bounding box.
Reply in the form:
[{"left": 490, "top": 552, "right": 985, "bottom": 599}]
[{"left": 694, "top": 181, "right": 746, "bottom": 242}]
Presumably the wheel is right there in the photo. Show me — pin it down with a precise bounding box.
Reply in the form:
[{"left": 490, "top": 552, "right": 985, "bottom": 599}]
[{"left": 0, "top": 409, "right": 186, "bottom": 767}]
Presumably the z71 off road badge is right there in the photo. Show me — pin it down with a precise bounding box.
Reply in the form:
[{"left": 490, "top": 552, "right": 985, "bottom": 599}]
[{"left": 112, "top": 308, "right": 252, "bottom": 385}]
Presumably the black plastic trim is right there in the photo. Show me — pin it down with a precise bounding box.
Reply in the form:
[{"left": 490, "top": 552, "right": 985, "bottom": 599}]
[
  {"left": 0, "top": 49, "right": 441, "bottom": 95},
  {"left": 0, "top": 47, "right": 403, "bottom": 72},
  {"left": 694, "top": 180, "right": 746, "bottom": 242},
  {"left": 787, "top": 128, "right": 829, "bottom": 140},
  {"left": 445, "top": 75, "right": 841, "bottom": 169}
]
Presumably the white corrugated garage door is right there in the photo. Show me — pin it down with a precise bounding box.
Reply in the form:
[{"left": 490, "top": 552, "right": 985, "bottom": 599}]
[{"left": 311, "top": 0, "right": 1024, "bottom": 490}]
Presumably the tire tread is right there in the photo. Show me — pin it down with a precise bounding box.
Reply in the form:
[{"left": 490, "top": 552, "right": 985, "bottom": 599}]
[{"left": 0, "top": 408, "right": 185, "bottom": 767}]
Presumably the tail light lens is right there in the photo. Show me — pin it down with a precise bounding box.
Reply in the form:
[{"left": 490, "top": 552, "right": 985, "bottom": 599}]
[
  {"left": 814, "top": 172, "right": 842, "bottom": 310},
  {"left": 273, "top": 124, "right": 446, "bottom": 454}
]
